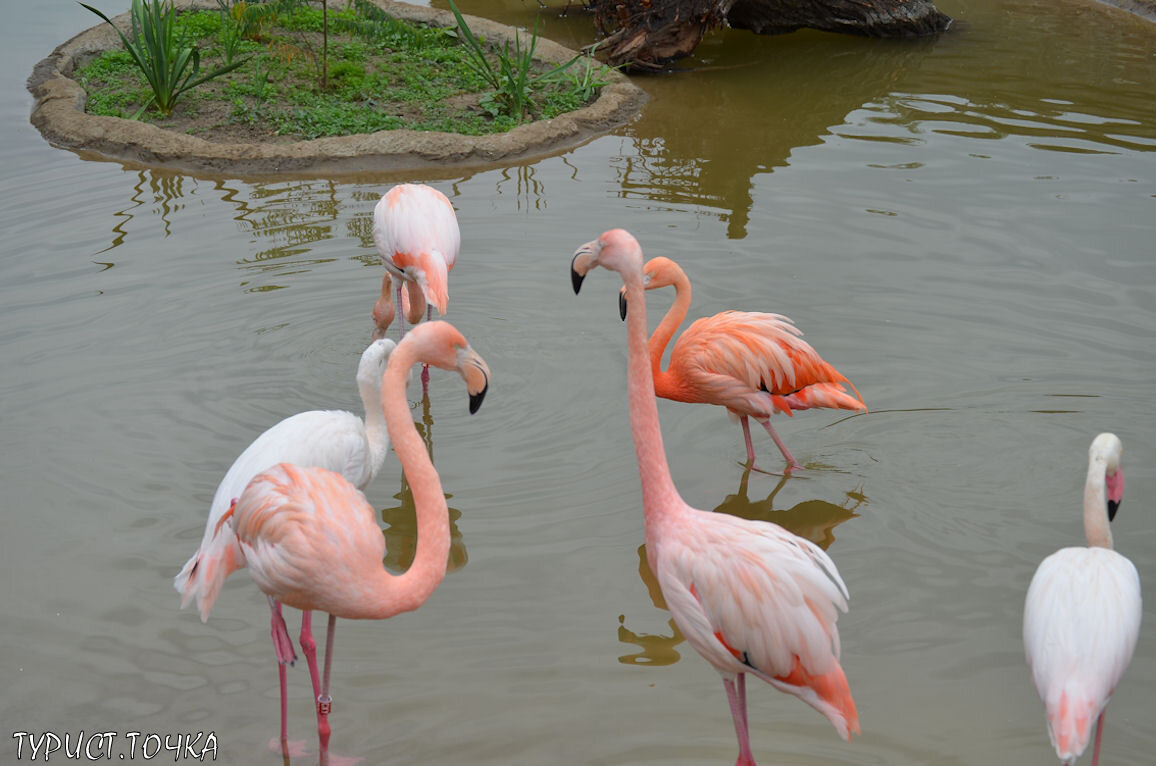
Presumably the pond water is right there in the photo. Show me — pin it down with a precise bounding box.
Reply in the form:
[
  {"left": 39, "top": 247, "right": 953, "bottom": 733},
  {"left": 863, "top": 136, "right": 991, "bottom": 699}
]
[{"left": 3, "top": 0, "right": 1155, "bottom": 764}]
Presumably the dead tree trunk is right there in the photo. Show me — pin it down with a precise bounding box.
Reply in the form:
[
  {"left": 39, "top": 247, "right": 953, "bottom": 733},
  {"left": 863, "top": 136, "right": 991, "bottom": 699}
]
[{"left": 588, "top": 0, "right": 951, "bottom": 70}]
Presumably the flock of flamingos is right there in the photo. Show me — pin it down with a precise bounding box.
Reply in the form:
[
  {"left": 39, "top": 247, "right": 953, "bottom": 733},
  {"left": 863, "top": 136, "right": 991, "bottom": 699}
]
[{"left": 173, "top": 184, "right": 1139, "bottom": 766}]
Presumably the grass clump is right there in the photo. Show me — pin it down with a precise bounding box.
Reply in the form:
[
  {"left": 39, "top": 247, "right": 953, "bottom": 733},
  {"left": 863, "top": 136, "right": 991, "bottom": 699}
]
[{"left": 74, "top": 0, "right": 615, "bottom": 141}]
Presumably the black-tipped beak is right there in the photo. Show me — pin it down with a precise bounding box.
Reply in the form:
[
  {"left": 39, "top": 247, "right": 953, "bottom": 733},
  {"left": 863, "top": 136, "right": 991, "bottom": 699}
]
[
  {"left": 570, "top": 254, "right": 586, "bottom": 295},
  {"left": 1108, "top": 499, "right": 1120, "bottom": 522},
  {"left": 619, "top": 290, "right": 628, "bottom": 320},
  {"left": 469, "top": 382, "right": 488, "bottom": 415}
]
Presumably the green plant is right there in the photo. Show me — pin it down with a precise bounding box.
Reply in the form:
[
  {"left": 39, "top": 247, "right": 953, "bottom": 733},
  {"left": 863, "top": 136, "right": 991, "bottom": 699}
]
[
  {"left": 79, "top": 0, "right": 250, "bottom": 117},
  {"left": 215, "top": 0, "right": 246, "bottom": 65}
]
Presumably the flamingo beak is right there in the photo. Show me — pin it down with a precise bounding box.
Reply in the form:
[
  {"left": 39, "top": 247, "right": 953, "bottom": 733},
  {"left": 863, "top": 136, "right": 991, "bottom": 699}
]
[
  {"left": 457, "top": 346, "right": 490, "bottom": 415},
  {"left": 1106, "top": 468, "right": 1123, "bottom": 521},
  {"left": 570, "top": 241, "right": 598, "bottom": 295},
  {"left": 619, "top": 288, "right": 628, "bottom": 320}
]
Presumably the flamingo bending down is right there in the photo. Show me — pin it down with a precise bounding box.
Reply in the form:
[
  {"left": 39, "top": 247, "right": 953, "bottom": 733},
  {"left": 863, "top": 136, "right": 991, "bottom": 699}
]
[
  {"left": 1023, "top": 433, "right": 1140, "bottom": 766},
  {"left": 620, "top": 256, "right": 865, "bottom": 472},
  {"left": 174, "top": 338, "right": 397, "bottom": 756},
  {"left": 372, "top": 271, "right": 425, "bottom": 341},
  {"left": 373, "top": 183, "right": 459, "bottom": 337},
  {"left": 572, "top": 230, "right": 859, "bottom": 765},
  {"left": 205, "top": 321, "right": 489, "bottom": 765}
]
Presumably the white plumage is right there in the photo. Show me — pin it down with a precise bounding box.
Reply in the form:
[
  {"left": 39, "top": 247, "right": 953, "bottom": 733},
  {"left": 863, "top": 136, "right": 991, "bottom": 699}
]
[
  {"left": 174, "top": 338, "right": 396, "bottom": 621},
  {"left": 1023, "top": 432, "right": 1140, "bottom": 765}
]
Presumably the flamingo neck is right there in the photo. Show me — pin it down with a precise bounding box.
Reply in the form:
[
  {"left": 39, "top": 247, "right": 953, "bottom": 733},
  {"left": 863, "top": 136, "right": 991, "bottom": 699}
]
[
  {"left": 358, "top": 372, "right": 389, "bottom": 485},
  {"left": 1083, "top": 459, "right": 1113, "bottom": 549},
  {"left": 623, "top": 269, "right": 684, "bottom": 538},
  {"left": 649, "top": 269, "right": 692, "bottom": 397},
  {"left": 371, "top": 343, "right": 450, "bottom": 617}
]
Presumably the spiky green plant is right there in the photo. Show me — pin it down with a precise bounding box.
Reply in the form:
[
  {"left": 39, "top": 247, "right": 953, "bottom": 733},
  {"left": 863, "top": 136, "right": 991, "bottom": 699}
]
[{"left": 79, "top": 0, "right": 249, "bottom": 117}]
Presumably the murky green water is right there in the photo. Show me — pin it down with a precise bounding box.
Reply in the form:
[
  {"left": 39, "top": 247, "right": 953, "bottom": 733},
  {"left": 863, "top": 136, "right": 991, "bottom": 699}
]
[{"left": 3, "top": 0, "right": 1155, "bottom": 763}]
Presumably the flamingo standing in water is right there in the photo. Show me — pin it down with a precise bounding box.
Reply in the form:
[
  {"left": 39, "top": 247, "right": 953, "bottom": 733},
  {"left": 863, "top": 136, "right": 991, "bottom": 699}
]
[
  {"left": 1023, "top": 432, "right": 1140, "bottom": 766},
  {"left": 620, "top": 256, "right": 865, "bottom": 472},
  {"left": 205, "top": 321, "right": 489, "bottom": 765},
  {"left": 175, "top": 338, "right": 397, "bottom": 757},
  {"left": 373, "top": 183, "right": 458, "bottom": 337},
  {"left": 572, "top": 230, "right": 859, "bottom": 764}
]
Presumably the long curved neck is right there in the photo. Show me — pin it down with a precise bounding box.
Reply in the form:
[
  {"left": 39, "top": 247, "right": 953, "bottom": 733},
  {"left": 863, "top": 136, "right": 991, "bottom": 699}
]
[
  {"left": 622, "top": 269, "right": 683, "bottom": 535},
  {"left": 370, "top": 346, "right": 450, "bottom": 617},
  {"left": 1083, "top": 459, "right": 1113, "bottom": 549},
  {"left": 359, "top": 373, "right": 389, "bottom": 483},
  {"left": 649, "top": 269, "right": 692, "bottom": 394}
]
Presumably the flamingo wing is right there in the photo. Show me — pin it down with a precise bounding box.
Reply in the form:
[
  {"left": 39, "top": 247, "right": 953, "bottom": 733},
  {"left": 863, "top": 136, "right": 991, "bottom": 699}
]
[
  {"left": 174, "top": 410, "right": 371, "bottom": 621},
  {"left": 666, "top": 311, "right": 863, "bottom": 416},
  {"left": 372, "top": 185, "right": 460, "bottom": 314},
  {"left": 657, "top": 509, "right": 859, "bottom": 739},
  {"left": 234, "top": 464, "right": 387, "bottom": 617},
  {"left": 1024, "top": 546, "right": 1141, "bottom": 761}
]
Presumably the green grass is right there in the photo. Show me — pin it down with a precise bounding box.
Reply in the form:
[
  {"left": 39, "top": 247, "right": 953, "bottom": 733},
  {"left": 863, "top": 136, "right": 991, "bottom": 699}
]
[{"left": 75, "top": 0, "right": 611, "bottom": 139}]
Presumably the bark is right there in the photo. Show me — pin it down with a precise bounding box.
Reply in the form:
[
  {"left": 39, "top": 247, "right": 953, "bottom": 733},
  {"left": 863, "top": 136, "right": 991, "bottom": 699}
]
[{"left": 588, "top": 0, "right": 951, "bottom": 70}]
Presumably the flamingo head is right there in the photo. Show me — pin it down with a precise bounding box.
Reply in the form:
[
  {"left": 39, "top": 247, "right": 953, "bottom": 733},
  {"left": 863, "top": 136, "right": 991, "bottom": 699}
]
[
  {"left": 618, "top": 256, "right": 682, "bottom": 320},
  {"left": 570, "top": 229, "right": 644, "bottom": 295},
  {"left": 372, "top": 272, "right": 395, "bottom": 340},
  {"left": 1091, "top": 432, "right": 1124, "bottom": 520},
  {"left": 400, "top": 321, "right": 490, "bottom": 414}
]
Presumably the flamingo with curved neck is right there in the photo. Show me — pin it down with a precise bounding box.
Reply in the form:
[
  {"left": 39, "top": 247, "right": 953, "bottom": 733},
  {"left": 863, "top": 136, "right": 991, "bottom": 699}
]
[
  {"left": 1024, "top": 433, "right": 1140, "bottom": 766},
  {"left": 201, "top": 322, "right": 489, "bottom": 765},
  {"left": 572, "top": 229, "right": 859, "bottom": 765},
  {"left": 620, "top": 255, "right": 865, "bottom": 472}
]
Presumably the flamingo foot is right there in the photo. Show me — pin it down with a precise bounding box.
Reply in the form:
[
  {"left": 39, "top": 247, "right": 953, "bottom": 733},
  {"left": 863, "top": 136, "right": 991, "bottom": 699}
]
[{"left": 267, "top": 738, "right": 309, "bottom": 758}]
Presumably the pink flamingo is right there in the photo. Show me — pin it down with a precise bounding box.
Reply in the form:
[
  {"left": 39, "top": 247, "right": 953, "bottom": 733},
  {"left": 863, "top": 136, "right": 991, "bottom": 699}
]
[
  {"left": 1023, "top": 432, "right": 1140, "bottom": 766},
  {"left": 620, "top": 256, "right": 865, "bottom": 472},
  {"left": 572, "top": 230, "right": 860, "bottom": 765},
  {"left": 202, "top": 321, "right": 489, "bottom": 765},
  {"left": 175, "top": 338, "right": 397, "bottom": 757},
  {"left": 373, "top": 183, "right": 458, "bottom": 338}
]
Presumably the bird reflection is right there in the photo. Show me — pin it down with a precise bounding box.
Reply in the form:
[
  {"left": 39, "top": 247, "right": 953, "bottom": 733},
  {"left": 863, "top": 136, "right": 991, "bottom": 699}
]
[
  {"left": 378, "top": 389, "right": 469, "bottom": 574},
  {"left": 618, "top": 469, "right": 865, "bottom": 665}
]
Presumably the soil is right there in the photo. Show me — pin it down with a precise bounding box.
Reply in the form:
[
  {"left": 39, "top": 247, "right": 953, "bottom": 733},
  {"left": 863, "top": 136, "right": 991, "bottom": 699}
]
[{"left": 27, "top": 0, "right": 648, "bottom": 178}]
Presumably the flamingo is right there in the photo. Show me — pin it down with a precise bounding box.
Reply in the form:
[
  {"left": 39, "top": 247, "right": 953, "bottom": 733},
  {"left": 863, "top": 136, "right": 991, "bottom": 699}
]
[
  {"left": 372, "top": 183, "right": 458, "bottom": 337},
  {"left": 371, "top": 271, "right": 426, "bottom": 341},
  {"left": 1023, "top": 432, "right": 1140, "bottom": 766},
  {"left": 620, "top": 256, "right": 865, "bottom": 472},
  {"left": 571, "top": 229, "right": 859, "bottom": 765},
  {"left": 174, "top": 337, "right": 396, "bottom": 757},
  {"left": 203, "top": 321, "right": 489, "bottom": 765}
]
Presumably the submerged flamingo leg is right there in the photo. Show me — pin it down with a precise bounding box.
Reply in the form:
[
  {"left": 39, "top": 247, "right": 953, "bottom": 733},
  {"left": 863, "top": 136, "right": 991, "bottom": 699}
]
[
  {"left": 758, "top": 418, "right": 801, "bottom": 472},
  {"left": 724, "top": 675, "right": 756, "bottom": 766},
  {"left": 316, "top": 614, "right": 338, "bottom": 766},
  {"left": 420, "top": 306, "right": 433, "bottom": 392},
  {"left": 1091, "top": 712, "right": 1105, "bottom": 766}
]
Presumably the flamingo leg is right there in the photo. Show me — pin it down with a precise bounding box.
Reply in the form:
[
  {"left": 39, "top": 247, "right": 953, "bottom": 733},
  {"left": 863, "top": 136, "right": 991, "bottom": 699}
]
[
  {"left": 420, "top": 306, "right": 433, "bottom": 392},
  {"left": 1090, "top": 711, "right": 1105, "bottom": 766},
  {"left": 724, "top": 674, "right": 756, "bottom": 766},
  {"left": 395, "top": 284, "right": 406, "bottom": 338},
  {"left": 299, "top": 611, "right": 332, "bottom": 766},
  {"left": 739, "top": 417, "right": 758, "bottom": 466},
  {"left": 276, "top": 658, "right": 289, "bottom": 759},
  {"left": 757, "top": 418, "right": 801, "bottom": 472},
  {"left": 269, "top": 596, "right": 296, "bottom": 665},
  {"left": 317, "top": 614, "right": 338, "bottom": 766}
]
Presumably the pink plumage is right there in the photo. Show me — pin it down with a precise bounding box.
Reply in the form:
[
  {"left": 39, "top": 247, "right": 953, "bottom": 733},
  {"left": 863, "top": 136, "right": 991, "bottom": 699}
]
[
  {"left": 627, "top": 256, "right": 864, "bottom": 472},
  {"left": 572, "top": 230, "right": 859, "bottom": 765}
]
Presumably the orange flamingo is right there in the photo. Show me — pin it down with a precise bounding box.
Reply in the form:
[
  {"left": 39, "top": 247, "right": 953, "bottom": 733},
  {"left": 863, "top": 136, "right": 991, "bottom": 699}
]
[
  {"left": 620, "top": 256, "right": 865, "bottom": 472},
  {"left": 1023, "top": 433, "right": 1140, "bottom": 766},
  {"left": 373, "top": 183, "right": 458, "bottom": 337},
  {"left": 572, "top": 230, "right": 859, "bottom": 765},
  {"left": 200, "top": 322, "right": 489, "bottom": 765}
]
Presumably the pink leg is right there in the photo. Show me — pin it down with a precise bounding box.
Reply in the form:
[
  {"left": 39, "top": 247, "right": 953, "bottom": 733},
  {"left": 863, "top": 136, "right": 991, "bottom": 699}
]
[
  {"left": 397, "top": 284, "right": 411, "bottom": 339},
  {"left": 724, "top": 674, "right": 756, "bottom": 766},
  {"left": 740, "top": 417, "right": 758, "bottom": 466},
  {"left": 276, "top": 658, "right": 289, "bottom": 759},
  {"left": 420, "top": 305, "right": 432, "bottom": 392},
  {"left": 1090, "top": 711, "right": 1105, "bottom": 766},
  {"left": 268, "top": 596, "right": 296, "bottom": 665},
  {"left": 300, "top": 611, "right": 333, "bottom": 766},
  {"left": 317, "top": 614, "right": 338, "bottom": 766},
  {"left": 758, "top": 418, "right": 801, "bottom": 472}
]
